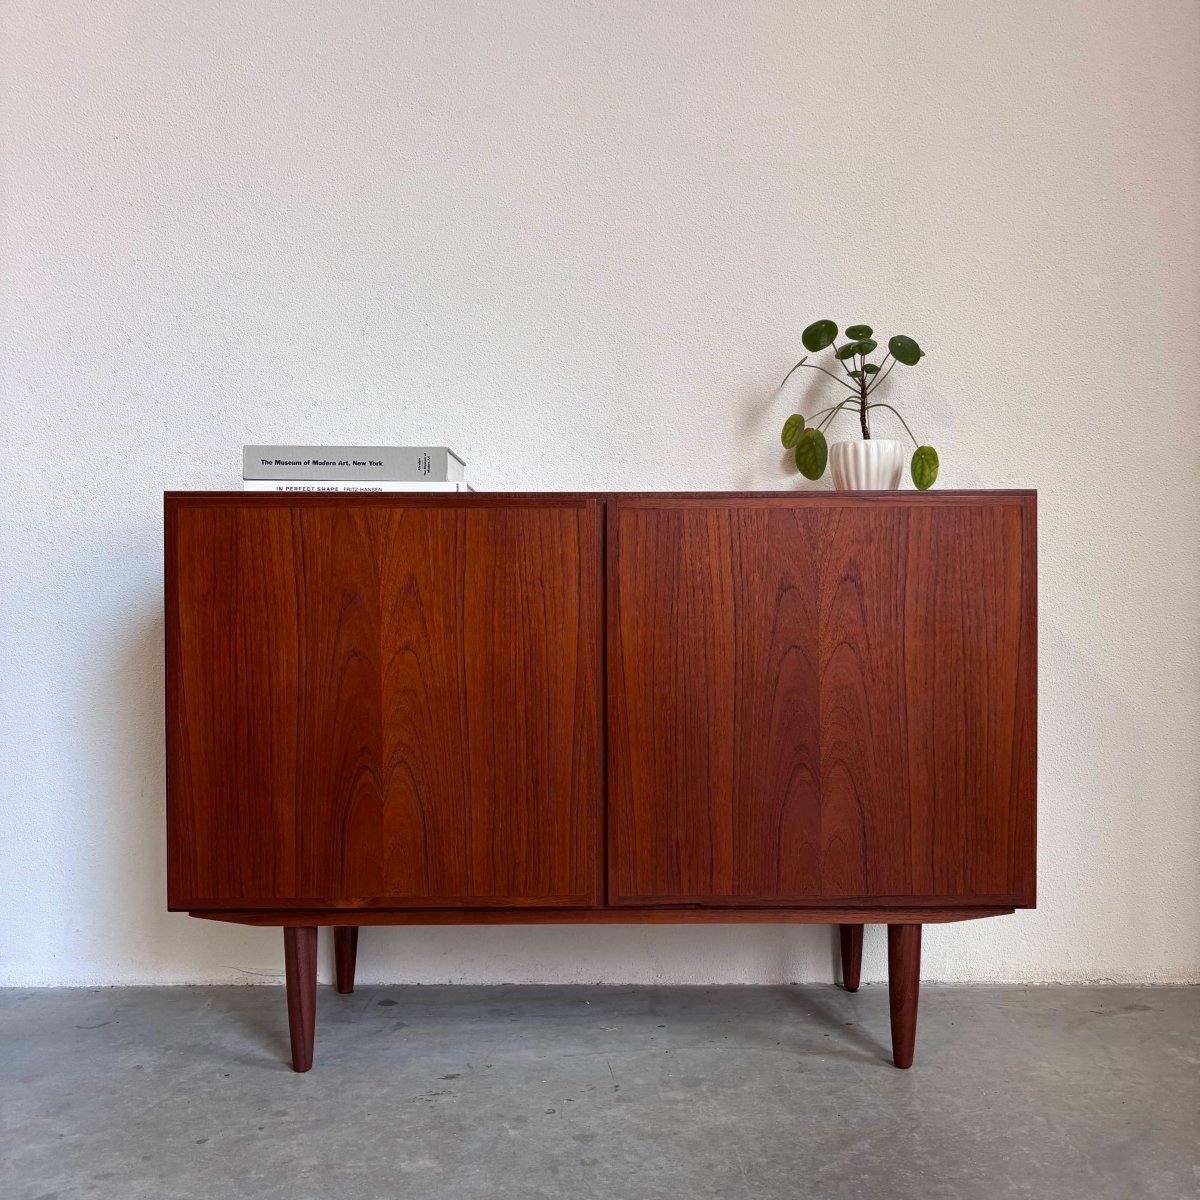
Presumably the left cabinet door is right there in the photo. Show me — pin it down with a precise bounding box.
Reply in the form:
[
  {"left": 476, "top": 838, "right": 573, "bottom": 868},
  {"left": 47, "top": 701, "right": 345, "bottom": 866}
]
[{"left": 166, "top": 497, "right": 604, "bottom": 910}]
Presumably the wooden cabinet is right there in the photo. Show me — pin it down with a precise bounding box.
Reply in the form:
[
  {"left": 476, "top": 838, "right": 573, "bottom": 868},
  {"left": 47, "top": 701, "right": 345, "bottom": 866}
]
[
  {"left": 167, "top": 498, "right": 603, "bottom": 910},
  {"left": 166, "top": 491, "right": 1036, "bottom": 1071},
  {"left": 607, "top": 497, "right": 1035, "bottom": 907}
]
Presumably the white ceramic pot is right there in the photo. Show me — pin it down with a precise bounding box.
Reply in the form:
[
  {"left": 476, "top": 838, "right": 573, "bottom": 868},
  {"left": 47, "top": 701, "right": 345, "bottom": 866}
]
[{"left": 829, "top": 439, "right": 905, "bottom": 490}]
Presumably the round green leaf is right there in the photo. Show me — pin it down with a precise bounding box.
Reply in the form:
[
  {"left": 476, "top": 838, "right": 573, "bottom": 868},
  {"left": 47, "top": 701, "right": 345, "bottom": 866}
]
[
  {"left": 911, "top": 445, "right": 939, "bottom": 490},
  {"left": 889, "top": 334, "right": 925, "bottom": 365},
  {"left": 801, "top": 320, "right": 838, "bottom": 352},
  {"left": 852, "top": 338, "right": 877, "bottom": 356},
  {"left": 863, "top": 363, "right": 880, "bottom": 374},
  {"left": 845, "top": 324, "right": 873, "bottom": 340},
  {"left": 781, "top": 413, "right": 805, "bottom": 449},
  {"left": 834, "top": 344, "right": 858, "bottom": 360},
  {"left": 796, "top": 427, "right": 829, "bottom": 479}
]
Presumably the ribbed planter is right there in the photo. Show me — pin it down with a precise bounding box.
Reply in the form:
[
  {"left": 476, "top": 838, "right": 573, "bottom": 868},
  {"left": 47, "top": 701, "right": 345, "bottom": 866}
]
[{"left": 829, "top": 439, "right": 905, "bottom": 490}]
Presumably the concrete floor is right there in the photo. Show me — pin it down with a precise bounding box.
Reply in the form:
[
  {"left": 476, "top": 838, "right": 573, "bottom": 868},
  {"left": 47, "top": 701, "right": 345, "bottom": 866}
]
[{"left": 1, "top": 985, "right": 1196, "bottom": 1200}]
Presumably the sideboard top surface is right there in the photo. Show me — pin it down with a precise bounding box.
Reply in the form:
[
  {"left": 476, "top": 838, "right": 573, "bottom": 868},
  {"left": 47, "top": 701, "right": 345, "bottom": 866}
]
[{"left": 166, "top": 490, "right": 1035, "bottom": 508}]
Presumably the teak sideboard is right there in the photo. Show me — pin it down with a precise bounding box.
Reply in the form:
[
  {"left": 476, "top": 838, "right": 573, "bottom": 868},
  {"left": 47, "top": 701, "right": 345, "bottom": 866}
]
[{"left": 165, "top": 490, "right": 1036, "bottom": 1071}]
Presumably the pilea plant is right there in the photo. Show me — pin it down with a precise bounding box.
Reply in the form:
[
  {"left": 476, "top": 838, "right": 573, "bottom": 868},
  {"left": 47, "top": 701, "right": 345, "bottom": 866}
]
[{"left": 779, "top": 320, "right": 939, "bottom": 489}]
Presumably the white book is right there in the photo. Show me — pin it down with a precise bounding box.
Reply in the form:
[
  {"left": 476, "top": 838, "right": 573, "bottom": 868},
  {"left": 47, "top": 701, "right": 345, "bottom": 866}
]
[
  {"left": 244, "top": 445, "right": 466, "bottom": 482},
  {"left": 242, "top": 480, "right": 475, "bottom": 493}
]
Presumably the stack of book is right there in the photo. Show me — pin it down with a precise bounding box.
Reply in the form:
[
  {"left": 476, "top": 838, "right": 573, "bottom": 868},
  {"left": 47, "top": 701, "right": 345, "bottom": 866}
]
[{"left": 242, "top": 446, "right": 471, "bottom": 492}]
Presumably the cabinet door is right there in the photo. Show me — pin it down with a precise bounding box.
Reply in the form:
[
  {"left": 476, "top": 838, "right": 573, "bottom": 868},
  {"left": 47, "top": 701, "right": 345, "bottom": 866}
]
[
  {"left": 167, "top": 497, "right": 603, "bottom": 909},
  {"left": 607, "top": 496, "right": 1036, "bottom": 906}
]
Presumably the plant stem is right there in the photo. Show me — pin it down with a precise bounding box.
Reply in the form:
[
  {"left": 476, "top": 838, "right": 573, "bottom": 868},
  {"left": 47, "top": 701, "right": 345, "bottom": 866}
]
[
  {"left": 858, "top": 355, "right": 871, "bottom": 439},
  {"left": 778, "top": 357, "right": 809, "bottom": 390},
  {"left": 866, "top": 402, "right": 920, "bottom": 448},
  {"left": 807, "top": 401, "right": 853, "bottom": 422},
  {"left": 782, "top": 359, "right": 857, "bottom": 393},
  {"left": 865, "top": 354, "right": 895, "bottom": 396},
  {"left": 817, "top": 398, "right": 859, "bottom": 432}
]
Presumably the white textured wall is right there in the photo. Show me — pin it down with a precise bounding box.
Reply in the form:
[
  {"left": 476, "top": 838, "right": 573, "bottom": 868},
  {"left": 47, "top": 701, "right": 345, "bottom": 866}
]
[{"left": 2, "top": 0, "right": 1197, "bottom": 987}]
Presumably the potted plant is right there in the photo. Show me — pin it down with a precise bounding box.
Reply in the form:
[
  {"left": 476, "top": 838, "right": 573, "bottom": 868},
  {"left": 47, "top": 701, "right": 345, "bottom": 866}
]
[{"left": 778, "top": 320, "right": 939, "bottom": 490}]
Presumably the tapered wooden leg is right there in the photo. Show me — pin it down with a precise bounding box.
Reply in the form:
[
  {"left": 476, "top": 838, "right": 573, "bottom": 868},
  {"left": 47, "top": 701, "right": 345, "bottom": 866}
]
[
  {"left": 838, "top": 924, "right": 863, "bottom": 992},
  {"left": 334, "top": 926, "right": 359, "bottom": 994},
  {"left": 887, "top": 924, "right": 922, "bottom": 1069},
  {"left": 283, "top": 927, "right": 317, "bottom": 1072}
]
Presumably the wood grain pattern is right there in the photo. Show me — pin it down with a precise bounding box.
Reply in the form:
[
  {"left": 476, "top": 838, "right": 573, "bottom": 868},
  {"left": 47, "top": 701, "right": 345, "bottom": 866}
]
[
  {"left": 283, "top": 926, "right": 317, "bottom": 1072},
  {"left": 167, "top": 491, "right": 1035, "bottom": 920},
  {"left": 167, "top": 491, "right": 1033, "bottom": 1073},
  {"left": 334, "top": 927, "right": 358, "bottom": 994},
  {"left": 607, "top": 502, "right": 822, "bottom": 902},
  {"left": 191, "top": 905, "right": 1014, "bottom": 926},
  {"left": 166, "top": 497, "right": 603, "bottom": 909},
  {"left": 839, "top": 924, "right": 863, "bottom": 991},
  {"left": 608, "top": 495, "right": 1036, "bottom": 907},
  {"left": 887, "top": 923, "right": 922, "bottom": 1068}
]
